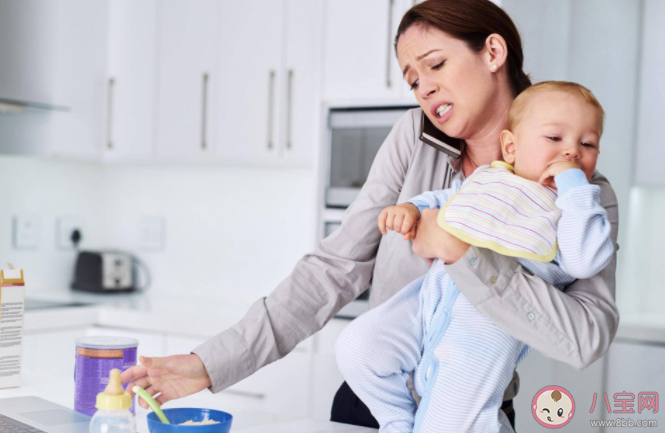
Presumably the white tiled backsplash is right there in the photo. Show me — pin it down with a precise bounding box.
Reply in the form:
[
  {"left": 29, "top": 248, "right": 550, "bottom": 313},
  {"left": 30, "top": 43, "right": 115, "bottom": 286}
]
[
  {"left": 0, "top": 156, "right": 317, "bottom": 302},
  {"left": 0, "top": 156, "right": 104, "bottom": 289}
]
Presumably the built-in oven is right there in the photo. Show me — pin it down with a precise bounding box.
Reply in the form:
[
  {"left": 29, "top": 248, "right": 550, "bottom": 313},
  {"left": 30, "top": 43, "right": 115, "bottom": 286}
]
[
  {"left": 322, "top": 104, "right": 417, "bottom": 318},
  {"left": 325, "top": 105, "right": 417, "bottom": 208}
]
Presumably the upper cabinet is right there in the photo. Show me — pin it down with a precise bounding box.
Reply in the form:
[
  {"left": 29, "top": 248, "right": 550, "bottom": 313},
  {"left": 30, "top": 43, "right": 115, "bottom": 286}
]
[
  {"left": 104, "top": 0, "right": 158, "bottom": 161},
  {"left": 155, "top": 0, "right": 219, "bottom": 160},
  {"left": 322, "top": 0, "right": 416, "bottom": 103},
  {"left": 215, "top": 0, "right": 322, "bottom": 165},
  {"left": 279, "top": 0, "right": 324, "bottom": 164},
  {"left": 0, "top": 0, "right": 107, "bottom": 159},
  {"left": 216, "top": 0, "right": 285, "bottom": 164},
  {"left": 0, "top": 0, "right": 324, "bottom": 166}
]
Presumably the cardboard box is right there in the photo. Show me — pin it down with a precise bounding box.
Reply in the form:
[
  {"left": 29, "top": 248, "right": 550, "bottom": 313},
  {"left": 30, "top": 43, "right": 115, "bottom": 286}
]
[{"left": 0, "top": 268, "right": 25, "bottom": 388}]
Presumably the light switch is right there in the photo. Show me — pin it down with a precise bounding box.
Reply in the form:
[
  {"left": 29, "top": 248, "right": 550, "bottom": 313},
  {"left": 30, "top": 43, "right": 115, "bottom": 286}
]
[{"left": 13, "top": 215, "right": 40, "bottom": 249}]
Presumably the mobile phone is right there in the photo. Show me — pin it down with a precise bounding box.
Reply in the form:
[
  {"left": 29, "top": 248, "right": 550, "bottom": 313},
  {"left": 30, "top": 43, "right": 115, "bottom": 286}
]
[{"left": 419, "top": 112, "right": 464, "bottom": 158}]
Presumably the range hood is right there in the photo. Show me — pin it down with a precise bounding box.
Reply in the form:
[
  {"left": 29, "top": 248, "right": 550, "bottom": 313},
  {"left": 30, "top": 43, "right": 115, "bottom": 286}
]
[{"left": 0, "top": 97, "right": 69, "bottom": 115}]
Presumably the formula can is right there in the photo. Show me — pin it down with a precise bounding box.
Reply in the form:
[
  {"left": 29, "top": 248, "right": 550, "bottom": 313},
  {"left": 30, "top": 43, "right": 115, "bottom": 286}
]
[{"left": 74, "top": 336, "right": 138, "bottom": 416}]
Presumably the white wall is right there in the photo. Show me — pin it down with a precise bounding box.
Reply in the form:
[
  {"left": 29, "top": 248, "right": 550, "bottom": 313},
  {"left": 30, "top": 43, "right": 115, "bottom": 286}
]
[
  {"left": 0, "top": 156, "right": 104, "bottom": 289},
  {"left": 634, "top": 0, "right": 665, "bottom": 186},
  {"left": 503, "top": 0, "right": 641, "bottom": 225},
  {"left": 0, "top": 156, "right": 317, "bottom": 303},
  {"left": 502, "top": 0, "right": 642, "bottom": 316},
  {"left": 98, "top": 164, "right": 317, "bottom": 303}
]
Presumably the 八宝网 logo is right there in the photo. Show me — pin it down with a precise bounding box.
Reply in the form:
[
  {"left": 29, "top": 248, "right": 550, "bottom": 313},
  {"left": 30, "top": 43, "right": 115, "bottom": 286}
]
[{"left": 532, "top": 385, "right": 575, "bottom": 428}]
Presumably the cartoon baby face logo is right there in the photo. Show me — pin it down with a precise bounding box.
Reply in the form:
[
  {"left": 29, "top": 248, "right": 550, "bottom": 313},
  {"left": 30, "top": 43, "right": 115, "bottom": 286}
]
[{"left": 532, "top": 386, "right": 575, "bottom": 428}]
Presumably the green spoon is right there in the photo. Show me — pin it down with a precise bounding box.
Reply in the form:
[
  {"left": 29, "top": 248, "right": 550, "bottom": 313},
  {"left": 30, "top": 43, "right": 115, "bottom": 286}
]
[{"left": 133, "top": 386, "right": 170, "bottom": 424}]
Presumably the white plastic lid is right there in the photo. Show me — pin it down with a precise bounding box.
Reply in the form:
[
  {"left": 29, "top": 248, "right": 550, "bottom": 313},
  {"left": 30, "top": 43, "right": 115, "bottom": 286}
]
[{"left": 76, "top": 336, "right": 138, "bottom": 350}]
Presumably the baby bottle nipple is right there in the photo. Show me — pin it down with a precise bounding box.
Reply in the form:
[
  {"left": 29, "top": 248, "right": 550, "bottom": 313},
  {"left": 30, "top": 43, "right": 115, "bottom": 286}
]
[
  {"left": 96, "top": 369, "right": 132, "bottom": 410},
  {"left": 89, "top": 369, "right": 136, "bottom": 433}
]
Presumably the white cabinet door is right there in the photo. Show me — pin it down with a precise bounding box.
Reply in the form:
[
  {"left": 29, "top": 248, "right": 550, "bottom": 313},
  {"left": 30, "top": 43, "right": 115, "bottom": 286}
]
[
  {"left": 0, "top": 0, "right": 107, "bottom": 160},
  {"left": 0, "top": 1, "right": 60, "bottom": 107},
  {"left": 155, "top": 0, "right": 219, "bottom": 159},
  {"left": 104, "top": 0, "right": 157, "bottom": 161},
  {"left": 22, "top": 328, "right": 88, "bottom": 381},
  {"left": 603, "top": 341, "right": 665, "bottom": 431},
  {"left": 165, "top": 334, "right": 207, "bottom": 356},
  {"left": 216, "top": 0, "right": 284, "bottom": 164},
  {"left": 86, "top": 326, "right": 166, "bottom": 359},
  {"left": 322, "top": 0, "right": 404, "bottom": 101},
  {"left": 48, "top": 0, "right": 108, "bottom": 160},
  {"left": 279, "top": 0, "right": 323, "bottom": 165},
  {"left": 309, "top": 319, "right": 349, "bottom": 420},
  {"left": 514, "top": 349, "right": 605, "bottom": 432},
  {"left": 166, "top": 334, "right": 311, "bottom": 417}
]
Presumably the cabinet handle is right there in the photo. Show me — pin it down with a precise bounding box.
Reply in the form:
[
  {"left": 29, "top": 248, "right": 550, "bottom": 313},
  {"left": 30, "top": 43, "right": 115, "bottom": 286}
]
[
  {"left": 222, "top": 389, "right": 266, "bottom": 400},
  {"left": 286, "top": 69, "right": 294, "bottom": 150},
  {"left": 106, "top": 78, "right": 115, "bottom": 149},
  {"left": 267, "top": 70, "right": 276, "bottom": 150},
  {"left": 201, "top": 73, "right": 209, "bottom": 150},
  {"left": 386, "top": 0, "right": 394, "bottom": 88}
]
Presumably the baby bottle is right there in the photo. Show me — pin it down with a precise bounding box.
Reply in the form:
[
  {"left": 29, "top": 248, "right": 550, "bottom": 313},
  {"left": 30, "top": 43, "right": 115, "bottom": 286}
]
[{"left": 89, "top": 369, "right": 136, "bottom": 433}]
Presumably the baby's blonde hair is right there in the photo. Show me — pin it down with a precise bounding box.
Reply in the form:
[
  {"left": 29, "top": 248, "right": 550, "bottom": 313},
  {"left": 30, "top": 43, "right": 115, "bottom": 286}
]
[{"left": 508, "top": 81, "right": 605, "bottom": 136}]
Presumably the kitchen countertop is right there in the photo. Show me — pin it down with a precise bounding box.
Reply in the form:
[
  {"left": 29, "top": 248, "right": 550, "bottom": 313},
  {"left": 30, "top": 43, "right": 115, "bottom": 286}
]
[
  {"left": 23, "top": 289, "right": 665, "bottom": 345},
  {"left": 23, "top": 289, "right": 363, "bottom": 339},
  {"left": 23, "top": 290, "right": 252, "bottom": 338},
  {"left": 0, "top": 375, "right": 376, "bottom": 433}
]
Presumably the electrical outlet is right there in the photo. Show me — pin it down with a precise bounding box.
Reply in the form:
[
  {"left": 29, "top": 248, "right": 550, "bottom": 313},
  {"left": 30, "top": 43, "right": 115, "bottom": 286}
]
[
  {"left": 139, "top": 217, "right": 165, "bottom": 250},
  {"left": 57, "top": 216, "right": 84, "bottom": 249},
  {"left": 12, "top": 215, "right": 40, "bottom": 249}
]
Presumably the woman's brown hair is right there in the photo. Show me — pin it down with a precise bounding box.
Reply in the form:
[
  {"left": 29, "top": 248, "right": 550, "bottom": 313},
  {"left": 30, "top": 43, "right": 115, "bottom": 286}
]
[{"left": 395, "top": 0, "right": 531, "bottom": 96}]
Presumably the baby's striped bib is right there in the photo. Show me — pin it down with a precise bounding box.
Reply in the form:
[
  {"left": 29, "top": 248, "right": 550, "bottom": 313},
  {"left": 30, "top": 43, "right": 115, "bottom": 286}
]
[{"left": 438, "top": 161, "right": 561, "bottom": 262}]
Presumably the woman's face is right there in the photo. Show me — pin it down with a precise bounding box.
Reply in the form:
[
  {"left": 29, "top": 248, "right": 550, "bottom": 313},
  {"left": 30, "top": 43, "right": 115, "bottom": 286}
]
[{"left": 396, "top": 25, "right": 500, "bottom": 140}]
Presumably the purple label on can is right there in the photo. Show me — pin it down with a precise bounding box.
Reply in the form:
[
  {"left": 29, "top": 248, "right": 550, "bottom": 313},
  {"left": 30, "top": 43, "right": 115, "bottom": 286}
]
[{"left": 74, "top": 346, "right": 137, "bottom": 416}]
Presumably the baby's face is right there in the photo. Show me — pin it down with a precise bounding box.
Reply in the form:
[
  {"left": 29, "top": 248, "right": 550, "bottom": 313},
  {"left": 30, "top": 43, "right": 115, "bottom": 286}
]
[{"left": 508, "top": 90, "right": 601, "bottom": 183}]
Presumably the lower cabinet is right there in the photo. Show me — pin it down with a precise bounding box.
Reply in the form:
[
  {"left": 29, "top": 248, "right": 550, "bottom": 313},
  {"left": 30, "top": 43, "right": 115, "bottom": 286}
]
[
  {"left": 85, "top": 326, "right": 167, "bottom": 360},
  {"left": 308, "top": 319, "right": 348, "bottom": 420},
  {"left": 22, "top": 327, "right": 88, "bottom": 381},
  {"left": 20, "top": 320, "right": 665, "bottom": 430},
  {"left": 514, "top": 349, "right": 605, "bottom": 432},
  {"left": 17, "top": 318, "right": 400, "bottom": 421},
  {"left": 165, "top": 334, "right": 314, "bottom": 418},
  {"left": 160, "top": 319, "right": 363, "bottom": 421},
  {"left": 603, "top": 340, "right": 665, "bottom": 432}
]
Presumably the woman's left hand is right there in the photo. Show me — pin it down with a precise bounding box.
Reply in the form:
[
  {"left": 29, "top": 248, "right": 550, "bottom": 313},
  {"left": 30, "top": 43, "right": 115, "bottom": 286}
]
[{"left": 412, "top": 209, "right": 470, "bottom": 264}]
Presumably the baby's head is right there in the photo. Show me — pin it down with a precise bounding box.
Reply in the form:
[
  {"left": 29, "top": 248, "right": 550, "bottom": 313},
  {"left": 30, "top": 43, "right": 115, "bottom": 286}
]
[{"left": 500, "top": 81, "right": 605, "bottom": 184}]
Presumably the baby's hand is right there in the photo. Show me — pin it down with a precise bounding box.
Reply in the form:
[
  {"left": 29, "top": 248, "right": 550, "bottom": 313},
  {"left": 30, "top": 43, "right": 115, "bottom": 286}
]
[
  {"left": 378, "top": 203, "right": 420, "bottom": 239},
  {"left": 538, "top": 161, "right": 581, "bottom": 188}
]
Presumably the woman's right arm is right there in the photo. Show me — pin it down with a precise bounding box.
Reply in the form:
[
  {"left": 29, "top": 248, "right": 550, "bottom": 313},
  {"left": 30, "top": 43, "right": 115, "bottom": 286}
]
[{"left": 122, "top": 110, "right": 419, "bottom": 402}]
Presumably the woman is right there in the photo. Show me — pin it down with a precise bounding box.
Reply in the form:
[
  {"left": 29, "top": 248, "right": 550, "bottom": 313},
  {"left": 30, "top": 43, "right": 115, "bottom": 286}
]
[{"left": 121, "top": 0, "right": 619, "bottom": 429}]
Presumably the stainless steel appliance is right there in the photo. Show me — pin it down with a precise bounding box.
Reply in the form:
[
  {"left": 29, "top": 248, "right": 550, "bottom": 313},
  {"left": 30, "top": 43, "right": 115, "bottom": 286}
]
[
  {"left": 71, "top": 251, "right": 149, "bottom": 293},
  {"left": 325, "top": 105, "right": 417, "bottom": 208},
  {"left": 322, "top": 104, "right": 417, "bottom": 318}
]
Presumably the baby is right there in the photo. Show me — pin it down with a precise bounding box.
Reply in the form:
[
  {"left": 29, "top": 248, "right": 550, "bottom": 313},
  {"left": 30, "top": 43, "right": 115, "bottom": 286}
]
[{"left": 336, "top": 81, "right": 614, "bottom": 433}]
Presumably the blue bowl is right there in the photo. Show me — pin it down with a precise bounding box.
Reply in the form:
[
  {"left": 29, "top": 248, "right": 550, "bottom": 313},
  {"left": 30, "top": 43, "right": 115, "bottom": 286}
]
[{"left": 147, "top": 408, "right": 233, "bottom": 433}]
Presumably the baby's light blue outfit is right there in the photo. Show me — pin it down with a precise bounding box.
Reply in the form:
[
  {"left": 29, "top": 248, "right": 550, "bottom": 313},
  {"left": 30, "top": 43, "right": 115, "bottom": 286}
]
[{"left": 336, "top": 168, "right": 614, "bottom": 433}]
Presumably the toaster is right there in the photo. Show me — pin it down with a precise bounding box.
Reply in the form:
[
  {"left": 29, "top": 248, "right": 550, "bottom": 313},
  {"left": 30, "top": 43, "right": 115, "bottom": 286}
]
[{"left": 71, "top": 251, "right": 145, "bottom": 293}]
